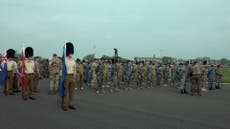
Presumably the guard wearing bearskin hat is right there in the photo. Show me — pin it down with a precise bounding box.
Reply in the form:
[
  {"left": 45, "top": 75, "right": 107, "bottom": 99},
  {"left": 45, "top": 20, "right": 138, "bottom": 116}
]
[
  {"left": 62, "top": 42, "right": 77, "bottom": 111},
  {"left": 5, "top": 49, "right": 19, "bottom": 95},
  {"left": 23, "top": 47, "right": 36, "bottom": 100}
]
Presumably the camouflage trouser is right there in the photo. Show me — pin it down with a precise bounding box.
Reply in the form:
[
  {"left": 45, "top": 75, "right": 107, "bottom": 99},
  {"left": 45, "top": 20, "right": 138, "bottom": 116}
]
[
  {"left": 215, "top": 78, "right": 221, "bottom": 88},
  {"left": 50, "top": 73, "right": 60, "bottom": 92},
  {"left": 104, "top": 74, "right": 109, "bottom": 87},
  {"left": 146, "top": 74, "right": 153, "bottom": 87},
  {"left": 137, "top": 75, "right": 143, "bottom": 88},
  {"left": 156, "top": 75, "right": 161, "bottom": 86},
  {"left": 33, "top": 72, "right": 40, "bottom": 91},
  {"left": 76, "top": 73, "right": 83, "bottom": 89},
  {"left": 114, "top": 74, "right": 122, "bottom": 89},
  {"left": 201, "top": 76, "right": 207, "bottom": 89},
  {"left": 97, "top": 76, "right": 103, "bottom": 91},
  {"left": 91, "top": 73, "right": 97, "bottom": 89},
  {"left": 180, "top": 76, "right": 186, "bottom": 90},
  {"left": 163, "top": 74, "right": 168, "bottom": 84},
  {"left": 124, "top": 75, "right": 131, "bottom": 88},
  {"left": 191, "top": 75, "right": 201, "bottom": 95}
]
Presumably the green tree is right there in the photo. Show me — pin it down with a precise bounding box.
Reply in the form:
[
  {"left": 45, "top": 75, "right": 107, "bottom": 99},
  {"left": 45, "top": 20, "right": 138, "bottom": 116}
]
[
  {"left": 220, "top": 58, "right": 228, "bottom": 65},
  {"left": 83, "top": 54, "right": 95, "bottom": 61},
  {"left": 162, "top": 56, "right": 173, "bottom": 64},
  {"left": 101, "top": 55, "right": 111, "bottom": 60}
]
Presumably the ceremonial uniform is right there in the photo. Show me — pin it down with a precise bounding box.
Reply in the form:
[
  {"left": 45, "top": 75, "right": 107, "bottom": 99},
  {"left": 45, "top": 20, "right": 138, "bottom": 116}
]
[
  {"left": 62, "top": 42, "right": 76, "bottom": 111},
  {"left": 23, "top": 47, "right": 36, "bottom": 100},
  {"left": 6, "top": 49, "right": 18, "bottom": 95}
]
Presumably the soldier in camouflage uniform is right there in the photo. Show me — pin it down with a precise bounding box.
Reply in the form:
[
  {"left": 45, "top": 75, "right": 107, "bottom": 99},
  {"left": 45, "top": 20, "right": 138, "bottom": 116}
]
[
  {"left": 49, "top": 54, "right": 62, "bottom": 95},
  {"left": 82, "top": 60, "right": 88, "bottom": 85},
  {"left": 33, "top": 56, "right": 41, "bottom": 92},
  {"left": 170, "top": 63, "right": 177, "bottom": 87},
  {"left": 76, "top": 59, "right": 84, "bottom": 90},
  {"left": 151, "top": 62, "right": 156, "bottom": 87},
  {"left": 108, "top": 60, "right": 115, "bottom": 92},
  {"left": 87, "top": 61, "right": 92, "bottom": 86},
  {"left": 163, "top": 64, "right": 169, "bottom": 87},
  {"left": 146, "top": 62, "right": 153, "bottom": 88},
  {"left": 215, "top": 64, "right": 223, "bottom": 89},
  {"left": 179, "top": 62, "right": 189, "bottom": 94},
  {"left": 113, "top": 61, "right": 122, "bottom": 92},
  {"left": 123, "top": 61, "right": 133, "bottom": 91},
  {"left": 96, "top": 59, "right": 105, "bottom": 94},
  {"left": 175, "top": 63, "right": 183, "bottom": 88},
  {"left": 133, "top": 62, "right": 139, "bottom": 89},
  {"left": 201, "top": 61, "right": 208, "bottom": 91},
  {"left": 103, "top": 60, "right": 109, "bottom": 88},
  {"left": 91, "top": 59, "right": 98, "bottom": 89},
  {"left": 137, "top": 62, "right": 144, "bottom": 89},
  {"left": 142, "top": 61, "right": 148, "bottom": 88},
  {"left": 156, "top": 63, "right": 162, "bottom": 87}
]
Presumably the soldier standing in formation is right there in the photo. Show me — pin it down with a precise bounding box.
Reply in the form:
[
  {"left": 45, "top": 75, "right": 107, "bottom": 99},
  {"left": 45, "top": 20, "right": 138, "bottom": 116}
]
[
  {"left": 5, "top": 49, "right": 19, "bottom": 96},
  {"left": 179, "top": 62, "right": 188, "bottom": 94},
  {"left": 33, "top": 56, "right": 41, "bottom": 93},
  {"left": 215, "top": 65, "right": 223, "bottom": 89},
  {"left": 76, "top": 59, "right": 84, "bottom": 90},
  {"left": 91, "top": 59, "right": 98, "bottom": 89},
  {"left": 23, "top": 47, "right": 36, "bottom": 100},
  {"left": 49, "top": 54, "right": 61, "bottom": 95},
  {"left": 201, "top": 61, "right": 208, "bottom": 92},
  {"left": 191, "top": 61, "right": 202, "bottom": 96},
  {"left": 62, "top": 42, "right": 76, "bottom": 111},
  {"left": 103, "top": 60, "right": 109, "bottom": 89},
  {"left": 96, "top": 59, "right": 105, "bottom": 94},
  {"left": 207, "top": 65, "right": 215, "bottom": 90}
]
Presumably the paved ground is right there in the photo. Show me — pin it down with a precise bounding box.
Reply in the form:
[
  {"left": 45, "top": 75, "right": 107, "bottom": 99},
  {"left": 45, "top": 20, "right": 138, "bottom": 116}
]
[{"left": 0, "top": 79, "right": 230, "bottom": 129}]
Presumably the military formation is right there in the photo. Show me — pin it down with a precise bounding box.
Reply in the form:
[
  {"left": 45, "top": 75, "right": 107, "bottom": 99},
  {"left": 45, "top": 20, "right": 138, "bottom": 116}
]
[{"left": 0, "top": 44, "right": 224, "bottom": 111}]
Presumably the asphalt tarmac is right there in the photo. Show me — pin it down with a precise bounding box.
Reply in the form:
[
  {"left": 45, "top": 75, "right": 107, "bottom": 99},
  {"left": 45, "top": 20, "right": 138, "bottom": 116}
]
[{"left": 0, "top": 79, "right": 229, "bottom": 129}]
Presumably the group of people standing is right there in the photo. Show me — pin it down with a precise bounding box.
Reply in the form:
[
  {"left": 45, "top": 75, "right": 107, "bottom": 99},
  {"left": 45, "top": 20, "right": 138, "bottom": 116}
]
[
  {"left": 49, "top": 55, "right": 223, "bottom": 97},
  {"left": 2, "top": 47, "right": 40, "bottom": 100},
  {"left": 1, "top": 43, "right": 224, "bottom": 111}
]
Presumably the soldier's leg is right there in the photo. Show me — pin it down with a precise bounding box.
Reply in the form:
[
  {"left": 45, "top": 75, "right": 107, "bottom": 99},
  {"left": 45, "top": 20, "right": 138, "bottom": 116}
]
[
  {"left": 6, "top": 73, "right": 10, "bottom": 95},
  {"left": 24, "top": 75, "right": 30, "bottom": 99},
  {"left": 197, "top": 77, "right": 202, "bottom": 96},
  {"left": 12, "top": 74, "right": 18, "bottom": 92},
  {"left": 49, "top": 74, "right": 54, "bottom": 94},
  {"left": 28, "top": 75, "right": 35, "bottom": 98},
  {"left": 191, "top": 77, "right": 195, "bottom": 96},
  {"left": 8, "top": 72, "right": 14, "bottom": 95},
  {"left": 80, "top": 74, "right": 84, "bottom": 90},
  {"left": 68, "top": 75, "right": 75, "bottom": 107},
  {"left": 215, "top": 78, "right": 221, "bottom": 89},
  {"left": 75, "top": 73, "right": 80, "bottom": 89},
  {"left": 180, "top": 78, "right": 185, "bottom": 94},
  {"left": 63, "top": 75, "right": 70, "bottom": 109},
  {"left": 54, "top": 74, "right": 59, "bottom": 94},
  {"left": 33, "top": 73, "right": 39, "bottom": 92}
]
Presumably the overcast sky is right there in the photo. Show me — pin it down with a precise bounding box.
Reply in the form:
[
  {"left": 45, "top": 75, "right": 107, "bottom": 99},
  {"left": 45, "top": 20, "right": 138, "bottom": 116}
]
[{"left": 0, "top": 0, "right": 229, "bottom": 59}]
